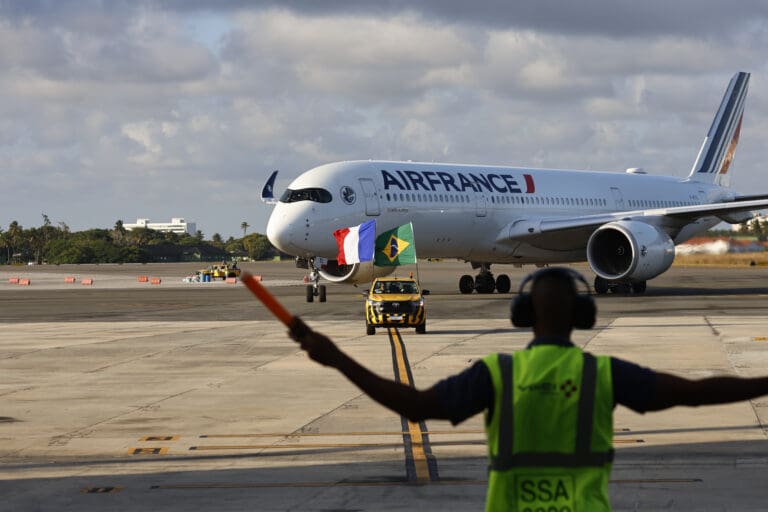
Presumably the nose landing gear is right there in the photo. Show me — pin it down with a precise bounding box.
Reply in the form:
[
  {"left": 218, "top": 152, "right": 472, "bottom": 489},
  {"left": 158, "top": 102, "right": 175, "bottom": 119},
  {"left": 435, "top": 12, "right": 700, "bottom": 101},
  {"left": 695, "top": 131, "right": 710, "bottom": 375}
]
[{"left": 305, "top": 258, "right": 327, "bottom": 303}]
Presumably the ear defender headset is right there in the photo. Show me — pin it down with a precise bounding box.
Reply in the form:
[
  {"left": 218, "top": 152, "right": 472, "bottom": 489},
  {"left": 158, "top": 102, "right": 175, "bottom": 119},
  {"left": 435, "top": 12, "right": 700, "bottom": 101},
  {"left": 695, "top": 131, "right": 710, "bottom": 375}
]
[{"left": 511, "top": 267, "right": 596, "bottom": 329}]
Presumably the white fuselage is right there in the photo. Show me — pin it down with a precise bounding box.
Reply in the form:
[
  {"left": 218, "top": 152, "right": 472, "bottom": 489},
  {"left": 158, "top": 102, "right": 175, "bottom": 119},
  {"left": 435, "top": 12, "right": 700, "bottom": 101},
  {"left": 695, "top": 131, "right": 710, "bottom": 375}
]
[{"left": 266, "top": 160, "right": 727, "bottom": 264}]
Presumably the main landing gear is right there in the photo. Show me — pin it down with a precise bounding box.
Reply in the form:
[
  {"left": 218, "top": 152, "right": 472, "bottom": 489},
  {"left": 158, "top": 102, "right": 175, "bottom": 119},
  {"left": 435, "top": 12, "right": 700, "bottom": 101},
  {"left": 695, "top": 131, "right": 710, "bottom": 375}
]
[
  {"left": 593, "top": 276, "right": 647, "bottom": 295},
  {"left": 459, "top": 263, "right": 512, "bottom": 294},
  {"left": 304, "top": 258, "right": 327, "bottom": 303}
]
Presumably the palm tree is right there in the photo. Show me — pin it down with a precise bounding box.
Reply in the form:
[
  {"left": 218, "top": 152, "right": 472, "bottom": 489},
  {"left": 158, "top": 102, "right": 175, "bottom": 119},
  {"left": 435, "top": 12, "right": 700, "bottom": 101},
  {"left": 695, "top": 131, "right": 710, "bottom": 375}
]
[{"left": 240, "top": 221, "right": 250, "bottom": 237}]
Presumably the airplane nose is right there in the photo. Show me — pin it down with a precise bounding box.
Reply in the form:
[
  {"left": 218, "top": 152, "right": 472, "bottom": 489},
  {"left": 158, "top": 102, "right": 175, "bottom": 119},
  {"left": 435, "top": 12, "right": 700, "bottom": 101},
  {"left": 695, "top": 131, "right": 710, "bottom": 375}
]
[{"left": 266, "top": 209, "right": 294, "bottom": 254}]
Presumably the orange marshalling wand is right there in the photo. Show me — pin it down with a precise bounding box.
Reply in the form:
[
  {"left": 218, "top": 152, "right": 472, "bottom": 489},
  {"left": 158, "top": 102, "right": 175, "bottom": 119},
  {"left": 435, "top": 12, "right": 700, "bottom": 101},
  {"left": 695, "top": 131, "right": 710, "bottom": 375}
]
[{"left": 241, "top": 272, "right": 294, "bottom": 327}]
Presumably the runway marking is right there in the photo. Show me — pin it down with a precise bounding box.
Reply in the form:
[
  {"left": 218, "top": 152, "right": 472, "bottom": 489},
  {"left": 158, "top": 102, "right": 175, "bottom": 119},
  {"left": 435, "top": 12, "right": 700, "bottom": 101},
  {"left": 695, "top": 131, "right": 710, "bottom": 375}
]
[
  {"left": 199, "top": 430, "right": 483, "bottom": 438},
  {"left": 189, "top": 441, "right": 457, "bottom": 451},
  {"left": 149, "top": 478, "right": 701, "bottom": 490},
  {"left": 612, "top": 478, "right": 702, "bottom": 484},
  {"left": 151, "top": 480, "right": 487, "bottom": 490},
  {"left": 129, "top": 447, "right": 168, "bottom": 455},
  {"left": 198, "top": 428, "right": 632, "bottom": 438},
  {"left": 388, "top": 327, "right": 439, "bottom": 483},
  {"left": 752, "top": 337, "right": 768, "bottom": 341},
  {"left": 81, "top": 486, "right": 124, "bottom": 494},
  {"left": 140, "top": 435, "right": 179, "bottom": 442}
]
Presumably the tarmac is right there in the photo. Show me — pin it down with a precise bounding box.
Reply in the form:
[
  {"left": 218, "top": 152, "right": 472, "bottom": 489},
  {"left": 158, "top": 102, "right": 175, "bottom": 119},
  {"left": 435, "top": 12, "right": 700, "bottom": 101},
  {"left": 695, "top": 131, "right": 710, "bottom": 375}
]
[{"left": 2, "top": 261, "right": 768, "bottom": 511}]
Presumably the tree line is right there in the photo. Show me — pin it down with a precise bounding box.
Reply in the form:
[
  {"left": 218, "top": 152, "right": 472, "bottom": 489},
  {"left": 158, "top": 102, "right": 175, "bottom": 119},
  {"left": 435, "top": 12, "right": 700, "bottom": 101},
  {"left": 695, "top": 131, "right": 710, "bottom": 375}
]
[{"left": 0, "top": 215, "right": 277, "bottom": 264}]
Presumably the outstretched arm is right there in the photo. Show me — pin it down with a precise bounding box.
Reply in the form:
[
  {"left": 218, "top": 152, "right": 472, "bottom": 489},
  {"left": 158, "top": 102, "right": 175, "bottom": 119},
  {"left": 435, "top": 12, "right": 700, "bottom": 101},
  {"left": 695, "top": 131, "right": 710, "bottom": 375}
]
[
  {"left": 647, "top": 372, "right": 768, "bottom": 411},
  {"left": 289, "top": 317, "right": 448, "bottom": 422}
]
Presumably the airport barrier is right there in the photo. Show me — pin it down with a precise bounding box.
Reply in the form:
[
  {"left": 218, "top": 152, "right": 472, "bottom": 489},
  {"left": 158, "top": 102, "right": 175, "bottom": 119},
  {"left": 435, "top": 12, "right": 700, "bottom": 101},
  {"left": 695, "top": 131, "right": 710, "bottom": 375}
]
[
  {"left": 81, "top": 278, "right": 94, "bottom": 286},
  {"left": 8, "top": 277, "right": 19, "bottom": 284},
  {"left": 18, "top": 278, "right": 30, "bottom": 286},
  {"left": 150, "top": 278, "right": 161, "bottom": 285},
  {"left": 226, "top": 277, "right": 237, "bottom": 284},
  {"left": 252, "top": 275, "right": 262, "bottom": 282},
  {"left": 64, "top": 277, "right": 76, "bottom": 284},
  {"left": 137, "top": 275, "right": 149, "bottom": 283}
]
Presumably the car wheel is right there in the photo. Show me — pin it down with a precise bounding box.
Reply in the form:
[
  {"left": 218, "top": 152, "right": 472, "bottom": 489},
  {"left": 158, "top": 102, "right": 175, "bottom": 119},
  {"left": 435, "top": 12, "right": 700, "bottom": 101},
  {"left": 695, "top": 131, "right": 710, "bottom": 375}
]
[
  {"left": 416, "top": 322, "right": 426, "bottom": 334},
  {"left": 366, "top": 324, "right": 375, "bottom": 335},
  {"left": 318, "top": 285, "right": 327, "bottom": 302}
]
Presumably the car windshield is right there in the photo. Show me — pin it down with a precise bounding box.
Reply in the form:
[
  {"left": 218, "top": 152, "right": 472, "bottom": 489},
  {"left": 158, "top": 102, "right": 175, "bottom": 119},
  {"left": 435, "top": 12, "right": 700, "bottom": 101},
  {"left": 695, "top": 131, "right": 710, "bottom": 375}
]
[{"left": 375, "top": 281, "right": 417, "bottom": 294}]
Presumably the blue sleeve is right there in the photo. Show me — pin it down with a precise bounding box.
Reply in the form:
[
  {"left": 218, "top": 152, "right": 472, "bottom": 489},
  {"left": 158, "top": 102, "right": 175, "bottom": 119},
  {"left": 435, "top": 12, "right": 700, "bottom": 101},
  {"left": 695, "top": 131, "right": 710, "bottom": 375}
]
[
  {"left": 611, "top": 357, "right": 657, "bottom": 413},
  {"left": 433, "top": 360, "right": 494, "bottom": 425}
]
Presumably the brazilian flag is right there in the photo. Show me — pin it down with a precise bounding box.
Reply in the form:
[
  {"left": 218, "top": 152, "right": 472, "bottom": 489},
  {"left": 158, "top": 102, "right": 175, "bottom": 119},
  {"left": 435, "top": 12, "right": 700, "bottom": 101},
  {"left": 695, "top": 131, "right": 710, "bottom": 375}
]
[{"left": 374, "top": 223, "right": 417, "bottom": 266}]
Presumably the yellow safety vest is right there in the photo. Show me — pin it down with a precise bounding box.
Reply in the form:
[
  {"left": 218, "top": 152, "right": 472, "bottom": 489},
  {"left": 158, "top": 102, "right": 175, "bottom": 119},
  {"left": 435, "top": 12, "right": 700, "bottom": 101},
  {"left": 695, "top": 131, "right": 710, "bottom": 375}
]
[{"left": 482, "top": 346, "right": 614, "bottom": 512}]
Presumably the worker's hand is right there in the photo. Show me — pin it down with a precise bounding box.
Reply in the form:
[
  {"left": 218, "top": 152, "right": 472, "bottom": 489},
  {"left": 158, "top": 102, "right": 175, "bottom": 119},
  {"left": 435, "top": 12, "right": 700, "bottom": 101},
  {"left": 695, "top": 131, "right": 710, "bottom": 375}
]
[{"left": 289, "top": 317, "right": 343, "bottom": 368}]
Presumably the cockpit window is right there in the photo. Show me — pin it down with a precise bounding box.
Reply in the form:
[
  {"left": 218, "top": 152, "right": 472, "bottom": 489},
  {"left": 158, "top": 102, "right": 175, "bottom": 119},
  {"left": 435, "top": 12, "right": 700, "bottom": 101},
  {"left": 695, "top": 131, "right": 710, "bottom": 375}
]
[{"left": 279, "top": 188, "right": 333, "bottom": 203}]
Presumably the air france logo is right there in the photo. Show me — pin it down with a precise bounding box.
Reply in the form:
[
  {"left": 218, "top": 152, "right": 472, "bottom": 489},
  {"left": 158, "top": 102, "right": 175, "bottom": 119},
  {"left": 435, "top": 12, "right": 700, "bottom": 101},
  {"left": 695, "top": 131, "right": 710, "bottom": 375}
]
[
  {"left": 340, "top": 186, "right": 356, "bottom": 204},
  {"left": 380, "top": 169, "right": 535, "bottom": 194}
]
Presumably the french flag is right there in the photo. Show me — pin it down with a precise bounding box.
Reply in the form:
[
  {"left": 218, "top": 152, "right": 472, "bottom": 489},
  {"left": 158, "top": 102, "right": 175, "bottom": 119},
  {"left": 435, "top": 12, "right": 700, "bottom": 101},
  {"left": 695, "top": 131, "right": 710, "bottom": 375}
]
[{"left": 333, "top": 219, "right": 376, "bottom": 265}]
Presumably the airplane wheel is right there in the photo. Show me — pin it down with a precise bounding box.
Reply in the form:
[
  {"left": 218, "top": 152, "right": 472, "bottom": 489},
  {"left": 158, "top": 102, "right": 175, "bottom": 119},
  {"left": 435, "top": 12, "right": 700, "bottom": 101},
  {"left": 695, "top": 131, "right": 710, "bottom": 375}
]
[
  {"left": 475, "top": 274, "right": 495, "bottom": 294},
  {"left": 459, "top": 275, "right": 475, "bottom": 294},
  {"left": 416, "top": 322, "right": 426, "bottom": 334},
  {"left": 318, "top": 285, "right": 327, "bottom": 302},
  {"left": 495, "top": 274, "right": 511, "bottom": 294},
  {"left": 594, "top": 276, "right": 609, "bottom": 295},
  {"left": 631, "top": 281, "right": 647, "bottom": 294},
  {"left": 306, "top": 285, "right": 314, "bottom": 303},
  {"left": 366, "top": 324, "right": 376, "bottom": 335}
]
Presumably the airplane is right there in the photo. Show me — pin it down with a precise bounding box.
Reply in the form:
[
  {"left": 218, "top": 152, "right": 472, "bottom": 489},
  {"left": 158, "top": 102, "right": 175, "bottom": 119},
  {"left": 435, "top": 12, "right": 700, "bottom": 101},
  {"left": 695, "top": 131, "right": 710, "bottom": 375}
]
[{"left": 263, "top": 71, "right": 768, "bottom": 300}]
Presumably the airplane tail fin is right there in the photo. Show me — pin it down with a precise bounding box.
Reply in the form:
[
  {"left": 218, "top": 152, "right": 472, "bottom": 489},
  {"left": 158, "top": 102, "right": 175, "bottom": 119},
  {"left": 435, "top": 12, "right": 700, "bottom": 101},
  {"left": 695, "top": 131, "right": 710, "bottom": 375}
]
[
  {"left": 687, "top": 71, "right": 750, "bottom": 187},
  {"left": 261, "top": 170, "right": 278, "bottom": 204}
]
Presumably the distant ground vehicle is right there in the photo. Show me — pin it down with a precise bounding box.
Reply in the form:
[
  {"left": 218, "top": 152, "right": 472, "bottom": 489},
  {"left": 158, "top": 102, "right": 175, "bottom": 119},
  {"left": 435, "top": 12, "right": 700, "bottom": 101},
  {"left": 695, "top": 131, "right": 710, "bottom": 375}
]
[
  {"left": 197, "top": 263, "right": 242, "bottom": 281},
  {"left": 365, "top": 277, "right": 428, "bottom": 335},
  {"left": 211, "top": 263, "right": 241, "bottom": 280}
]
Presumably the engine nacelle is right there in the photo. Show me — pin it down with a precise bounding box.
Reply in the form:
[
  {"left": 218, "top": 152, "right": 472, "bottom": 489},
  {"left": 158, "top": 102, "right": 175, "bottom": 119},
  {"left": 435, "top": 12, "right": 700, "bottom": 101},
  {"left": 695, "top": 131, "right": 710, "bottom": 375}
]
[
  {"left": 587, "top": 220, "right": 675, "bottom": 281},
  {"left": 318, "top": 260, "right": 395, "bottom": 284}
]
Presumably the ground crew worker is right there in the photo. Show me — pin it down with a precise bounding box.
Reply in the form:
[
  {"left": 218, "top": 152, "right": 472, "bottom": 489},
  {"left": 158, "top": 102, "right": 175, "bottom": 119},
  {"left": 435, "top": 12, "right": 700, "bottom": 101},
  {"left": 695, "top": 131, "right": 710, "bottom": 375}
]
[{"left": 289, "top": 267, "right": 768, "bottom": 511}]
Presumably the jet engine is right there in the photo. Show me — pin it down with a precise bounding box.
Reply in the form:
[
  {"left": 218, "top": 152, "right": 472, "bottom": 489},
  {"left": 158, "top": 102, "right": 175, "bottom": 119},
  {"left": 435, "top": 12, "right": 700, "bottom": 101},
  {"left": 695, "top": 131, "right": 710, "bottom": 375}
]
[
  {"left": 318, "top": 260, "right": 395, "bottom": 284},
  {"left": 586, "top": 220, "right": 675, "bottom": 281}
]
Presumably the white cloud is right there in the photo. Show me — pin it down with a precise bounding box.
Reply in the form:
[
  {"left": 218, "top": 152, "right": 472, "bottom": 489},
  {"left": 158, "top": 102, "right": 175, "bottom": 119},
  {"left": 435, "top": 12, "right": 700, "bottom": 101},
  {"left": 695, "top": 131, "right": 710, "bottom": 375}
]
[{"left": 1, "top": 3, "right": 767, "bottom": 237}]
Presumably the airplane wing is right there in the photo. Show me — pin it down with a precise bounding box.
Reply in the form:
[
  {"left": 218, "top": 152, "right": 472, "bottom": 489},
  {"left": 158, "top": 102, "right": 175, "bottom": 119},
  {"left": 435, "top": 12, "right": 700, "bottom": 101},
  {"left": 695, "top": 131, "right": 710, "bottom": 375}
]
[
  {"left": 498, "top": 198, "right": 768, "bottom": 241},
  {"left": 734, "top": 193, "right": 768, "bottom": 202},
  {"left": 261, "top": 170, "right": 278, "bottom": 204}
]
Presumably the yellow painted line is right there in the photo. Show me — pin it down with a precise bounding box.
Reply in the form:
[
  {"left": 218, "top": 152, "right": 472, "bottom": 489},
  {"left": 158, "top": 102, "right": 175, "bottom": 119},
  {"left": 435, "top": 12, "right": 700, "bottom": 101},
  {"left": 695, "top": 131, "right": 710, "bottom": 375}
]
[
  {"left": 200, "top": 429, "right": 483, "bottom": 438},
  {"left": 390, "top": 327, "right": 431, "bottom": 483},
  {"left": 140, "top": 435, "right": 179, "bottom": 442},
  {"left": 129, "top": 447, "right": 168, "bottom": 455},
  {"left": 752, "top": 337, "right": 768, "bottom": 341},
  {"left": 613, "top": 439, "right": 645, "bottom": 444},
  {"left": 81, "top": 486, "right": 124, "bottom": 494}
]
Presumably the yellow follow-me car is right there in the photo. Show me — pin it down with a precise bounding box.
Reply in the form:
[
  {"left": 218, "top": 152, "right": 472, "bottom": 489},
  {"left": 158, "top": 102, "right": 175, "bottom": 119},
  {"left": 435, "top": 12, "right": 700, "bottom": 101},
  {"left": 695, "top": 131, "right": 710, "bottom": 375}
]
[{"left": 365, "top": 277, "right": 429, "bottom": 335}]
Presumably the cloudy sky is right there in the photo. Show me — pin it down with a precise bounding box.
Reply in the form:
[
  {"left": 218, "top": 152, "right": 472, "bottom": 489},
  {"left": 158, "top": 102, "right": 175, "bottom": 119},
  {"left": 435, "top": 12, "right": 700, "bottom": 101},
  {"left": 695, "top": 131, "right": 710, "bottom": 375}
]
[{"left": 2, "top": 1, "right": 768, "bottom": 238}]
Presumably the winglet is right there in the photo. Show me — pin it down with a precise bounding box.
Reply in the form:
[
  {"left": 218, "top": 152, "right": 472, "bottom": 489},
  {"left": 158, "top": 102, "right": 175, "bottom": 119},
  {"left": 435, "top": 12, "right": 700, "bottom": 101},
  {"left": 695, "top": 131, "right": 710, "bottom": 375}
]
[
  {"left": 688, "top": 72, "right": 750, "bottom": 187},
  {"left": 261, "top": 170, "right": 278, "bottom": 204}
]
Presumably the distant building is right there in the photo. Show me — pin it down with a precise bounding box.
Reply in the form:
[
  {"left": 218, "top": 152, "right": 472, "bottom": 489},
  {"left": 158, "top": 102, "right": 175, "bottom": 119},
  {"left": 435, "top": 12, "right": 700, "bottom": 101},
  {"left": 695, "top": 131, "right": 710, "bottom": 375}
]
[
  {"left": 732, "top": 214, "right": 768, "bottom": 232},
  {"left": 123, "top": 218, "right": 197, "bottom": 236}
]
